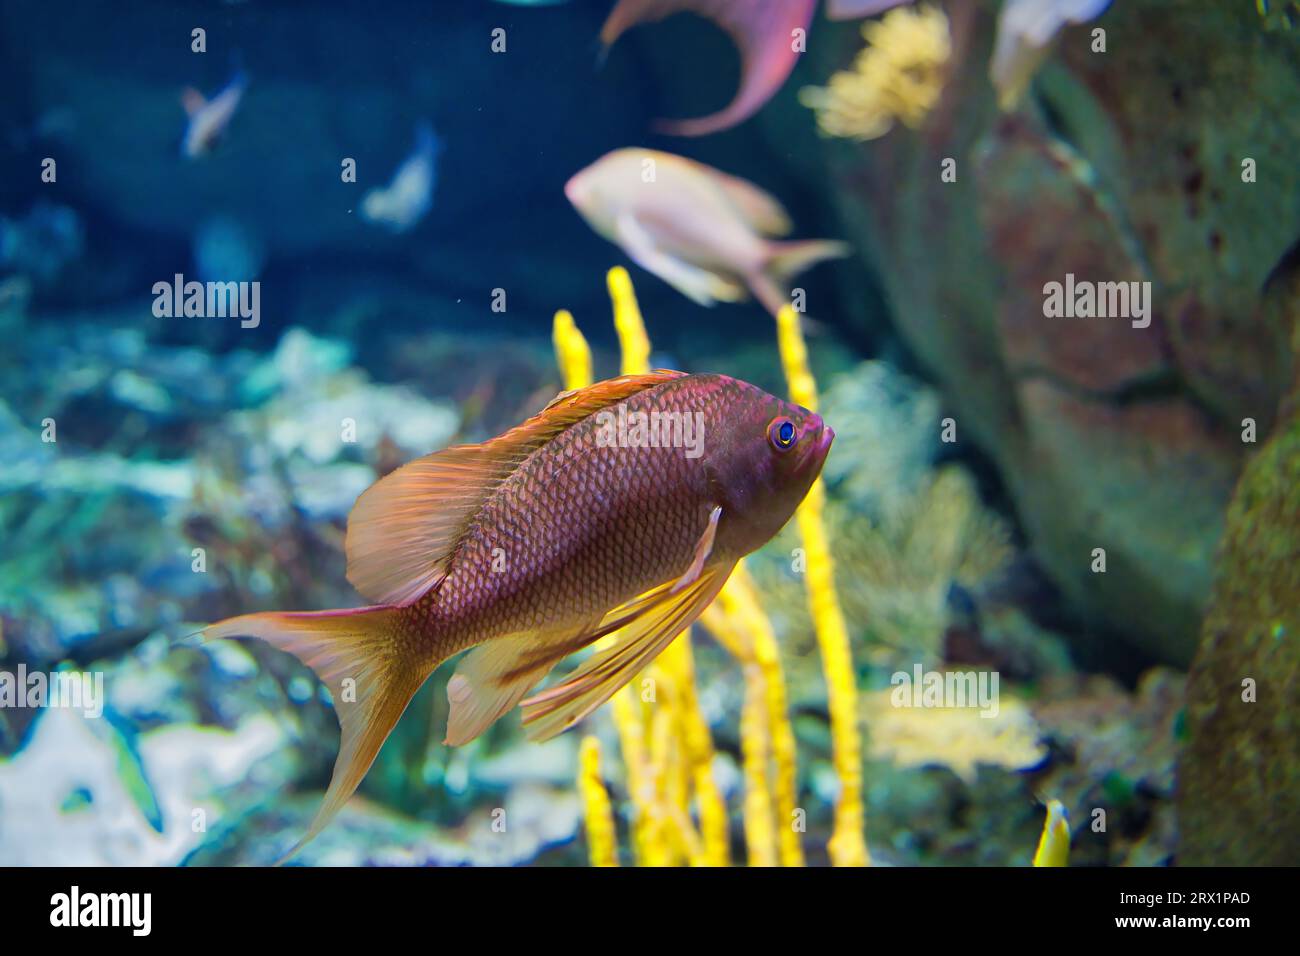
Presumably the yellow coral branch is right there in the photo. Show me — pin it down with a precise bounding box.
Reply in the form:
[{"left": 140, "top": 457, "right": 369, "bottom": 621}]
[
  {"left": 607, "top": 265, "right": 730, "bottom": 867},
  {"left": 776, "top": 304, "right": 870, "bottom": 868},
  {"left": 608, "top": 266, "right": 651, "bottom": 376},
  {"left": 554, "top": 308, "right": 659, "bottom": 864},
  {"left": 721, "top": 566, "right": 805, "bottom": 867},
  {"left": 613, "top": 691, "right": 658, "bottom": 866},
  {"left": 738, "top": 661, "right": 779, "bottom": 866},
  {"left": 552, "top": 309, "right": 592, "bottom": 391},
  {"left": 555, "top": 271, "right": 736, "bottom": 867},
  {"left": 700, "top": 603, "right": 776, "bottom": 866},
  {"left": 578, "top": 736, "right": 619, "bottom": 867}
]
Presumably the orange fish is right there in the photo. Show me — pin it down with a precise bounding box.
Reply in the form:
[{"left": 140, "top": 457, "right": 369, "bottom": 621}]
[{"left": 205, "top": 370, "right": 833, "bottom": 851}]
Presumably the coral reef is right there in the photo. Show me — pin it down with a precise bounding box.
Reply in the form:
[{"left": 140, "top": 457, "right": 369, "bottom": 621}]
[
  {"left": 862, "top": 687, "right": 1046, "bottom": 784},
  {"left": 800, "top": 5, "right": 951, "bottom": 141},
  {"left": 556, "top": 272, "right": 872, "bottom": 867},
  {"left": 750, "top": 361, "right": 1015, "bottom": 675}
]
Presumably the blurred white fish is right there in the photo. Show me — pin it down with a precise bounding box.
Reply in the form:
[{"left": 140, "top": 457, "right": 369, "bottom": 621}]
[
  {"left": 992, "top": 0, "right": 1114, "bottom": 109},
  {"left": 566, "top": 147, "right": 847, "bottom": 316},
  {"left": 181, "top": 68, "right": 247, "bottom": 159},
  {"left": 361, "top": 123, "right": 441, "bottom": 234}
]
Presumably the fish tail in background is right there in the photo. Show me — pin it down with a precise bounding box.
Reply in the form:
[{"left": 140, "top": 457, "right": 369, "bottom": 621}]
[
  {"left": 600, "top": 0, "right": 819, "bottom": 137},
  {"left": 204, "top": 605, "right": 432, "bottom": 859},
  {"left": 749, "top": 239, "right": 851, "bottom": 316}
]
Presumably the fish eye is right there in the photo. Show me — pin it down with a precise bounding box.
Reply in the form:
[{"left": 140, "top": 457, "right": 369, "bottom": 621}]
[{"left": 768, "top": 417, "right": 797, "bottom": 451}]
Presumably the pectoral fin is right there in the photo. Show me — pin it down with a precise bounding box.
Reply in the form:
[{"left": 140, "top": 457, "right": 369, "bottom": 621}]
[
  {"left": 672, "top": 505, "right": 721, "bottom": 594},
  {"left": 520, "top": 560, "right": 736, "bottom": 741}
]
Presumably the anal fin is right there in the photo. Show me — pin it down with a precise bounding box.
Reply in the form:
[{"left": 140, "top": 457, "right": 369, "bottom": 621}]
[
  {"left": 520, "top": 560, "right": 736, "bottom": 741},
  {"left": 443, "top": 624, "right": 594, "bottom": 746}
]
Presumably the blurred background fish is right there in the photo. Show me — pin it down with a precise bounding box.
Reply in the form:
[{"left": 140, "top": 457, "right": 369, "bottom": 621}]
[
  {"left": 600, "top": 0, "right": 819, "bottom": 135},
  {"left": 565, "top": 147, "right": 847, "bottom": 315},
  {"left": 360, "top": 122, "right": 441, "bottom": 234},
  {"left": 180, "top": 67, "right": 247, "bottom": 159}
]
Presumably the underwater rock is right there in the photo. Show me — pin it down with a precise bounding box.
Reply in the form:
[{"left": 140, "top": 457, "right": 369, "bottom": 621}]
[
  {"left": 1032, "top": 669, "right": 1183, "bottom": 866},
  {"left": 857, "top": 668, "right": 1182, "bottom": 866},
  {"left": 0, "top": 702, "right": 292, "bottom": 865},
  {"left": 189, "top": 782, "right": 583, "bottom": 867},
  {"left": 1179, "top": 350, "right": 1300, "bottom": 865},
  {"left": 229, "top": 328, "right": 459, "bottom": 522},
  {"left": 792, "top": 0, "right": 1300, "bottom": 663}
]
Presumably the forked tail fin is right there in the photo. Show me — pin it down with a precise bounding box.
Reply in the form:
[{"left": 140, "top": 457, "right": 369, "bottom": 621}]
[
  {"left": 204, "top": 605, "right": 430, "bottom": 861},
  {"left": 749, "top": 239, "right": 851, "bottom": 317}
]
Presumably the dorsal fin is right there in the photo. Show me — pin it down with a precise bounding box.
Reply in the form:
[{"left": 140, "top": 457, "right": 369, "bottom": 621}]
[
  {"left": 345, "top": 370, "right": 688, "bottom": 606},
  {"left": 709, "top": 171, "right": 792, "bottom": 237}
]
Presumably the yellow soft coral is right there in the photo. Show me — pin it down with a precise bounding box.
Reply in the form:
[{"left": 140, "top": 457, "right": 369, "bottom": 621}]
[
  {"left": 800, "top": 4, "right": 951, "bottom": 141},
  {"left": 552, "top": 309, "right": 591, "bottom": 391},
  {"left": 608, "top": 265, "right": 728, "bottom": 867},
  {"left": 860, "top": 688, "right": 1047, "bottom": 784},
  {"left": 558, "top": 269, "right": 732, "bottom": 868},
  {"left": 777, "top": 305, "right": 870, "bottom": 867},
  {"left": 717, "top": 567, "right": 805, "bottom": 867},
  {"left": 578, "top": 736, "right": 619, "bottom": 867},
  {"left": 559, "top": 275, "right": 820, "bottom": 868}
]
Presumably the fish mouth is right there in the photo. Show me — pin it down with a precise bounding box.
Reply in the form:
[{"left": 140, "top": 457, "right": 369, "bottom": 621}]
[
  {"left": 817, "top": 423, "right": 835, "bottom": 457},
  {"left": 563, "top": 174, "right": 584, "bottom": 206},
  {"left": 799, "top": 421, "right": 834, "bottom": 470}
]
